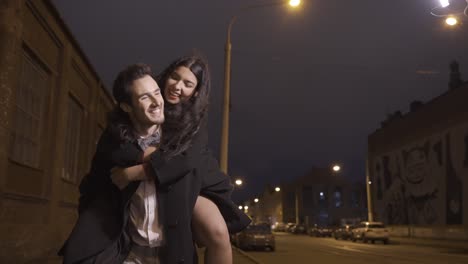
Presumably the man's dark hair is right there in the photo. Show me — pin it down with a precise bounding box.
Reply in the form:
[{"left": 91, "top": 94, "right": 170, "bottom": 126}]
[
  {"left": 107, "top": 63, "right": 153, "bottom": 142},
  {"left": 157, "top": 56, "right": 211, "bottom": 159}
]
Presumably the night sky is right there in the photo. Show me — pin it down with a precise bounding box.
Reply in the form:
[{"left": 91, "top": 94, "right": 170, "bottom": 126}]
[{"left": 51, "top": 0, "right": 468, "bottom": 202}]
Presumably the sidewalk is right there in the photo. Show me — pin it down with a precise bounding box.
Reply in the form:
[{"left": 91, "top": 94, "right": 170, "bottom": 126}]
[{"left": 390, "top": 236, "right": 468, "bottom": 251}]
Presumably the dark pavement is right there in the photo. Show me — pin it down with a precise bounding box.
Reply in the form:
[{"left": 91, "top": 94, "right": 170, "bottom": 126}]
[{"left": 231, "top": 232, "right": 468, "bottom": 264}]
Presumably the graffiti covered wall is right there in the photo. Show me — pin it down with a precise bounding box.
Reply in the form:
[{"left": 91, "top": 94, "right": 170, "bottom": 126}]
[{"left": 371, "top": 122, "right": 468, "bottom": 225}]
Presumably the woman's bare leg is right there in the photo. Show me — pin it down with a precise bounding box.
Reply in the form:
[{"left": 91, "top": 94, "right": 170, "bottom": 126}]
[{"left": 192, "top": 196, "right": 232, "bottom": 264}]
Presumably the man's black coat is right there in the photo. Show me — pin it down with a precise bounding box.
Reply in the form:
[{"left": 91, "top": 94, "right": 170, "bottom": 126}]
[{"left": 58, "top": 120, "right": 251, "bottom": 264}]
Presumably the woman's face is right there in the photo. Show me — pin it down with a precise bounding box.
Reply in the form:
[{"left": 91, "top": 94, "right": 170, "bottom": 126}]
[{"left": 164, "top": 66, "right": 198, "bottom": 105}]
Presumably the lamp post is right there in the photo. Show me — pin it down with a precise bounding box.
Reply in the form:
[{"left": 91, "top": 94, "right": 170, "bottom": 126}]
[
  {"left": 365, "top": 157, "right": 374, "bottom": 222},
  {"left": 219, "top": 0, "right": 301, "bottom": 174}
]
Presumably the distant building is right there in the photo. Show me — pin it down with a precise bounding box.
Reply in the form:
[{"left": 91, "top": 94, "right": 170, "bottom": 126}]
[
  {"left": 367, "top": 62, "right": 468, "bottom": 226},
  {"left": 246, "top": 185, "right": 284, "bottom": 225},
  {"left": 0, "top": 1, "right": 113, "bottom": 263},
  {"left": 248, "top": 167, "right": 367, "bottom": 227}
]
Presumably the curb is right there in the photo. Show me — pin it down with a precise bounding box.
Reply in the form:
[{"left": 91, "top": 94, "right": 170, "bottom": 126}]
[{"left": 232, "top": 246, "right": 263, "bottom": 264}]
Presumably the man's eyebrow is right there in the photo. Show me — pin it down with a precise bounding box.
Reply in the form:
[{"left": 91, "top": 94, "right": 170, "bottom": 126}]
[{"left": 139, "top": 88, "right": 160, "bottom": 96}]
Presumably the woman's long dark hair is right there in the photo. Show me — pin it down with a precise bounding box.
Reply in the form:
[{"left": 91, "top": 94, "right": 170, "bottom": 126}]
[{"left": 158, "top": 56, "right": 211, "bottom": 160}]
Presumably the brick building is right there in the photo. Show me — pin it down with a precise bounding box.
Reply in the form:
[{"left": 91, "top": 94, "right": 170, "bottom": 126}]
[{"left": 0, "top": 1, "right": 113, "bottom": 262}]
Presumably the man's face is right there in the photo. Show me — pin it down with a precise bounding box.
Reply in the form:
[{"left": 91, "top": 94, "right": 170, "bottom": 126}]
[{"left": 125, "top": 75, "right": 164, "bottom": 128}]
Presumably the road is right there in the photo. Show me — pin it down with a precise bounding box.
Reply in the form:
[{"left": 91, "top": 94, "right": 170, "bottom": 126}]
[
  {"left": 235, "top": 232, "right": 468, "bottom": 264},
  {"left": 198, "top": 246, "right": 258, "bottom": 264}
]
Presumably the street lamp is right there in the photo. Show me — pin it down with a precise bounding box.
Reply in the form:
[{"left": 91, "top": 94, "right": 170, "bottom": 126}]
[
  {"left": 275, "top": 187, "right": 281, "bottom": 192},
  {"left": 365, "top": 158, "right": 374, "bottom": 222},
  {"left": 332, "top": 164, "right": 341, "bottom": 172},
  {"left": 235, "top": 179, "right": 243, "bottom": 186},
  {"left": 445, "top": 16, "right": 458, "bottom": 26},
  {"left": 430, "top": 0, "right": 468, "bottom": 25},
  {"left": 219, "top": 0, "right": 301, "bottom": 174},
  {"left": 289, "top": 0, "right": 301, "bottom": 7},
  {"left": 439, "top": 0, "right": 450, "bottom": 8},
  {"left": 254, "top": 198, "right": 259, "bottom": 203}
]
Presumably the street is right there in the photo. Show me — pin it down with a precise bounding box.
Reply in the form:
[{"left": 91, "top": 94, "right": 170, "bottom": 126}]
[{"left": 232, "top": 233, "right": 468, "bottom": 264}]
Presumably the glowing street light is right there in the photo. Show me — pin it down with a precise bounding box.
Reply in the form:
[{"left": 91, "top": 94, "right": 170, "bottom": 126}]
[
  {"left": 446, "top": 16, "right": 458, "bottom": 26},
  {"left": 439, "top": 0, "right": 450, "bottom": 8},
  {"left": 275, "top": 187, "right": 281, "bottom": 192},
  {"left": 332, "top": 165, "right": 341, "bottom": 172},
  {"left": 235, "top": 179, "right": 243, "bottom": 186},
  {"left": 244, "top": 205, "right": 249, "bottom": 210},
  {"left": 368, "top": 181, "right": 372, "bottom": 185},
  {"left": 238, "top": 205, "right": 243, "bottom": 210},
  {"left": 289, "top": 0, "right": 301, "bottom": 7},
  {"left": 254, "top": 198, "right": 259, "bottom": 203}
]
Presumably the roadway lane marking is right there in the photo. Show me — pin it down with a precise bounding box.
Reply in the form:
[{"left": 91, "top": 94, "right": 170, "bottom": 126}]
[{"left": 338, "top": 245, "right": 368, "bottom": 253}]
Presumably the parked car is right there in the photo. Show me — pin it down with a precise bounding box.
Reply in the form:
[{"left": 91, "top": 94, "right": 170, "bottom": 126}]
[
  {"left": 233, "top": 223, "right": 276, "bottom": 251},
  {"left": 285, "top": 223, "right": 296, "bottom": 233},
  {"left": 290, "top": 224, "right": 307, "bottom": 234},
  {"left": 351, "top": 221, "right": 389, "bottom": 244},
  {"left": 272, "top": 222, "right": 287, "bottom": 232},
  {"left": 308, "top": 226, "right": 333, "bottom": 237},
  {"left": 333, "top": 225, "right": 353, "bottom": 240}
]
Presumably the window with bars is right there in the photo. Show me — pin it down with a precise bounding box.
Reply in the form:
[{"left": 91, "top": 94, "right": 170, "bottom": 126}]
[
  {"left": 62, "top": 95, "right": 84, "bottom": 183},
  {"left": 9, "top": 52, "right": 49, "bottom": 169}
]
